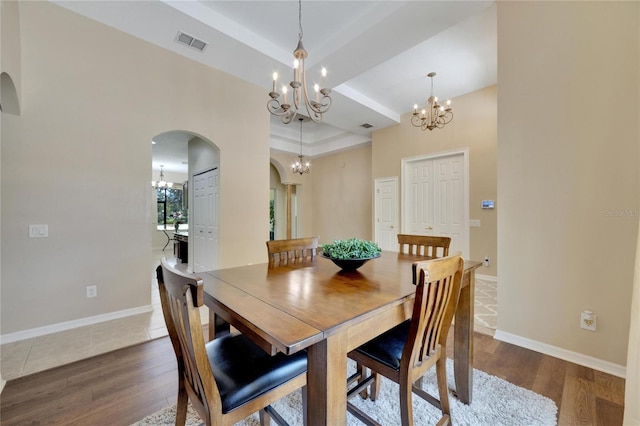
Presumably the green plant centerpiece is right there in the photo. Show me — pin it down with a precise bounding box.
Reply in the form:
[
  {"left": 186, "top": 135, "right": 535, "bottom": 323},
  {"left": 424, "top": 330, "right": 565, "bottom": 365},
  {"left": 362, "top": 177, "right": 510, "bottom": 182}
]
[{"left": 320, "top": 238, "right": 382, "bottom": 271}]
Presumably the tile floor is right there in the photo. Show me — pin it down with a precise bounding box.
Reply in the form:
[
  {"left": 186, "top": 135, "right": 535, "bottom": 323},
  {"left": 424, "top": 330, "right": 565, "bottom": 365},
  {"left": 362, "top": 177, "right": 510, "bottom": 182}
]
[{"left": 0, "top": 252, "right": 497, "bottom": 381}]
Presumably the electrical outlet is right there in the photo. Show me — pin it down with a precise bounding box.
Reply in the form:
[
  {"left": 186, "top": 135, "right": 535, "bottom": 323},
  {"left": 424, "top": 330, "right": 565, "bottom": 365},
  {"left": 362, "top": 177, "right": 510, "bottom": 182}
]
[
  {"left": 483, "top": 256, "right": 490, "bottom": 267},
  {"left": 580, "top": 311, "right": 596, "bottom": 331},
  {"left": 86, "top": 285, "right": 97, "bottom": 298}
]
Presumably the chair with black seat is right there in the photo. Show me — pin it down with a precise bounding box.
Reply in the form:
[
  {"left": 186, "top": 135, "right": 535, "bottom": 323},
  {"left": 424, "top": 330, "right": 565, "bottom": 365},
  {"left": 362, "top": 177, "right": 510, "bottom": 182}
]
[
  {"left": 346, "top": 254, "right": 464, "bottom": 426},
  {"left": 266, "top": 236, "right": 319, "bottom": 267},
  {"left": 157, "top": 258, "right": 307, "bottom": 426},
  {"left": 397, "top": 234, "right": 451, "bottom": 259}
]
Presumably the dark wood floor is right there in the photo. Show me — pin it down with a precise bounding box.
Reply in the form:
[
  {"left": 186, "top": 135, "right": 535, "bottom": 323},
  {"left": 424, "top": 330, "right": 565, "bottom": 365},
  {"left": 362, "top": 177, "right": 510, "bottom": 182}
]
[{"left": 0, "top": 330, "right": 625, "bottom": 425}]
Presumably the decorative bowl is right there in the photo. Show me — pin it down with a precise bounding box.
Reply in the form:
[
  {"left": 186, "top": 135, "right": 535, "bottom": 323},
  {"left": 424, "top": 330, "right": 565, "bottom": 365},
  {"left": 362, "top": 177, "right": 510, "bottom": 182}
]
[{"left": 321, "top": 253, "right": 381, "bottom": 271}]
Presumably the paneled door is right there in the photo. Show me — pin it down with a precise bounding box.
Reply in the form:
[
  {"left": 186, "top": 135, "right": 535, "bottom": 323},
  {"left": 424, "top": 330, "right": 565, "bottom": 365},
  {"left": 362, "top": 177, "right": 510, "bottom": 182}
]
[
  {"left": 403, "top": 151, "right": 468, "bottom": 257},
  {"left": 193, "top": 168, "right": 219, "bottom": 272},
  {"left": 375, "top": 177, "right": 398, "bottom": 251}
]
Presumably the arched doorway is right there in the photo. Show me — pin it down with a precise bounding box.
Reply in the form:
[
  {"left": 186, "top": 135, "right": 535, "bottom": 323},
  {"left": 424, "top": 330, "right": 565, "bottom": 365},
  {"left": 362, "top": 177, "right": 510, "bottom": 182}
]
[
  {"left": 152, "top": 130, "right": 220, "bottom": 273},
  {"left": 1, "top": 72, "right": 21, "bottom": 115}
]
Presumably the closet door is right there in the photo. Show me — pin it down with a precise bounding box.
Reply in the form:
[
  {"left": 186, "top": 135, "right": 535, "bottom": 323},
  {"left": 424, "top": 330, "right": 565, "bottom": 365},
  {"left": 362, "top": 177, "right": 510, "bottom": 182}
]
[
  {"left": 406, "top": 158, "right": 435, "bottom": 235},
  {"left": 403, "top": 152, "right": 467, "bottom": 257},
  {"left": 193, "top": 168, "right": 219, "bottom": 272},
  {"left": 434, "top": 154, "right": 464, "bottom": 255}
]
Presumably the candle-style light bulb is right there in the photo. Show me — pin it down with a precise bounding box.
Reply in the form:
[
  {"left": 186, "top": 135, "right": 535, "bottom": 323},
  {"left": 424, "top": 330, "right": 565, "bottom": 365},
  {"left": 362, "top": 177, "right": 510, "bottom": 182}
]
[
  {"left": 293, "top": 59, "right": 299, "bottom": 82},
  {"left": 321, "top": 67, "right": 327, "bottom": 87},
  {"left": 272, "top": 72, "right": 278, "bottom": 93},
  {"left": 314, "top": 84, "right": 320, "bottom": 103},
  {"left": 413, "top": 104, "right": 418, "bottom": 114},
  {"left": 282, "top": 85, "right": 288, "bottom": 104}
]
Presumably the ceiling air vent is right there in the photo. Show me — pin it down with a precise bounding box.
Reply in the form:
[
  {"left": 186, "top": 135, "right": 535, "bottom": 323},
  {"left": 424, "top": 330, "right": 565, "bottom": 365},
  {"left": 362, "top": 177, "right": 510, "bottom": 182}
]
[
  {"left": 360, "top": 123, "right": 374, "bottom": 129},
  {"left": 175, "top": 31, "right": 208, "bottom": 52}
]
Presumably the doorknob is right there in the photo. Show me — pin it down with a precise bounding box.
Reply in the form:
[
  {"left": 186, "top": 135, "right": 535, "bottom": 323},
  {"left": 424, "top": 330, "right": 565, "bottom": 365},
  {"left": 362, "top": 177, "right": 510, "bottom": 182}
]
[
  {"left": 426, "top": 226, "right": 433, "bottom": 230},
  {"left": 390, "top": 225, "right": 394, "bottom": 229}
]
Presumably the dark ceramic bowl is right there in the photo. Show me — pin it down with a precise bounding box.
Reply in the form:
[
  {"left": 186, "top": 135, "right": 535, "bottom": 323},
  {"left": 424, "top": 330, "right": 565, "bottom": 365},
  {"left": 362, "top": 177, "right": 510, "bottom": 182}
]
[{"left": 321, "top": 253, "right": 381, "bottom": 271}]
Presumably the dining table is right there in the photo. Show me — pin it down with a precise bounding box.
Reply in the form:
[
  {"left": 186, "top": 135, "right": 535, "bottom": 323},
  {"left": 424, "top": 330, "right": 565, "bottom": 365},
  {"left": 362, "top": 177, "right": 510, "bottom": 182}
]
[{"left": 200, "top": 251, "right": 482, "bottom": 426}]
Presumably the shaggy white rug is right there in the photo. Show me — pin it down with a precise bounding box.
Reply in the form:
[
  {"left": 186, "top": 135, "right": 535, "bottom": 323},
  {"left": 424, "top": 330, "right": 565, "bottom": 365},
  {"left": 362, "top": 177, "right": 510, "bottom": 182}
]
[{"left": 133, "top": 359, "right": 557, "bottom": 426}]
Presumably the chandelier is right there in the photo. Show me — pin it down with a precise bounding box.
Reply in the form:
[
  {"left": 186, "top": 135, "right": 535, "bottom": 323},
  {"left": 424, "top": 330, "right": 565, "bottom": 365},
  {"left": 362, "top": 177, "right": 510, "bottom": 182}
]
[
  {"left": 411, "top": 72, "right": 453, "bottom": 131},
  {"left": 292, "top": 117, "right": 310, "bottom": 174},
  {"left": 152, "top": 165, "right": 173, "bottom": 188},
  {"left": 267, "top": 0, "right": 332, "bottom": 124}
]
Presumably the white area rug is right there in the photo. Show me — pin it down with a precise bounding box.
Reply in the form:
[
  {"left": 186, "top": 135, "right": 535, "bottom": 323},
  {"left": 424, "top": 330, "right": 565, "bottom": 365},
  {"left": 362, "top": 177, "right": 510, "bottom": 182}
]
[{"left": 132, "top": 359, "right": 557, "bottom": 426}]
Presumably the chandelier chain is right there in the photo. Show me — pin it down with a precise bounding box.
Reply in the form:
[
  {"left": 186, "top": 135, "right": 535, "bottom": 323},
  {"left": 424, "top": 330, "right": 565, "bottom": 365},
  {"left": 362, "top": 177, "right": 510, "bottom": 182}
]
[
  {"left": 298, "top": 0, "right": 303, "bottom": 42},
  {"left": 292, "top": 117, "right": 310, "bottom": 175},
  {"left": 267, "top": 0, "right": 332, "bottom": 124}
]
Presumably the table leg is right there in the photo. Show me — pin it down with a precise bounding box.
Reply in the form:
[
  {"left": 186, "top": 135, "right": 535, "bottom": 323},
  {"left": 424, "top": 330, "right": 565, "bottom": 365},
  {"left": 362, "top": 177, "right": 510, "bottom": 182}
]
[
  {"left": 208, "top": 310, "right": 230, "bottom": 342},
  {"left": 453, "top": 270, "right": 475, "bottom": 404},
  {"left": 306, "top": 333, "right": 348, "bottom": 426}
]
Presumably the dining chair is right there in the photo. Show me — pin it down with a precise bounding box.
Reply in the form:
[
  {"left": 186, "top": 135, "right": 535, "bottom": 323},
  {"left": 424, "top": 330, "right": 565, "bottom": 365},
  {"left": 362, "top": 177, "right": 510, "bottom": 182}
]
[
  {"left": 266, "top": 236, "right": 319, "bottom": 266},
  {"left": 397, "top": 234, "right": 451, "bottom": 258},
  {"left": 346, "top": 254, "right": 464, "bottom": 426},
  {"left": 157, "top": 258, "right": 307, "bottom": 426}
]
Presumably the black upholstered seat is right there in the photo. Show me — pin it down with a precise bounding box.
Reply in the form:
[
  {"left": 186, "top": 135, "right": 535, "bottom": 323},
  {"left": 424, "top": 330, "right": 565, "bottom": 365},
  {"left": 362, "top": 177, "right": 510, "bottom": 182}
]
[
  {"left": 206, "top": 334, "right": 307, "bottom": 413},
  {"left": 352, "top": 320, "right": 410, "bottom": 371}
]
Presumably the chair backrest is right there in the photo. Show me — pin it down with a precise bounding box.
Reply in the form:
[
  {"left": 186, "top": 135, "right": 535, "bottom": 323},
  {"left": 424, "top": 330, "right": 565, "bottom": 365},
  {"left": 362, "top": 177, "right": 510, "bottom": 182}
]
[
  {"left": 156, "top": 258, "right": 221, "bottom": 420},
  {"left": 397, "top": 234, "right": 451, "bottom": 258},
  {"left": 266, "top": 236, "right": 319, "bottom": 266},
  {"left": 403, "top": 255, "right": 464, "bottom": 371}
]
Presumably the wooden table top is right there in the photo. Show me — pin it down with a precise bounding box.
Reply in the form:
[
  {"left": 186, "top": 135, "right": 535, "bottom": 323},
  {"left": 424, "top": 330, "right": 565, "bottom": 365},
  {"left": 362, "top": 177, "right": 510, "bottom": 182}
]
[{"left": 202, "top": 251, "right": 481, "bottom": 355}]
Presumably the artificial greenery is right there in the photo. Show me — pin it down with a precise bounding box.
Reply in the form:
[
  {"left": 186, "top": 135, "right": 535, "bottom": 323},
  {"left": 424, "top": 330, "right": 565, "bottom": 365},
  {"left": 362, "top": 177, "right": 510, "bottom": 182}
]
[{"left": 321, "top": 238, "right": 381, "bottom": 260}]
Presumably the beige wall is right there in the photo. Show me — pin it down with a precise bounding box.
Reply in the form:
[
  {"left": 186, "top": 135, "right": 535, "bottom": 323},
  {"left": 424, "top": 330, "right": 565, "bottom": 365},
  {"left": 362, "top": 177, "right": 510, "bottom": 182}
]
[
  {"left": 1, "top": 1, "right": 270, "bottom": 335},
  {"left": 269, "top": 146, "right": 373, "bottom": 247},
  {"left": 372, "top": 85, "right": 498, "bottom": 276},
  {"left": 497, "top": 1, "right": 639, "bottom": 366},
  {"left": 310, "top": 145, "right": 373, "bottom": 245}
]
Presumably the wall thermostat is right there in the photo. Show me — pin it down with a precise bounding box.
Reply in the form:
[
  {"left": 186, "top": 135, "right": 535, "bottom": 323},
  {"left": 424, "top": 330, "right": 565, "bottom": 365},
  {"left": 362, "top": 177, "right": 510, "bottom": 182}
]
[{"left": 482, "top": 200, "right": 494, "bottom": 209}]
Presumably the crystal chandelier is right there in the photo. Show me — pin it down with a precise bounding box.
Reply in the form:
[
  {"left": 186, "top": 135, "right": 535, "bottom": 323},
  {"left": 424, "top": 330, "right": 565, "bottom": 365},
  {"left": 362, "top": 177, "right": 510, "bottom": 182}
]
[
  {"left": 411, "top": 72, "right": 453, "bottom": 131},
  {"left": 152, "top": 165, "right": 173, "bottom": 188},
  {"left": 292, "top": 117, "right": 310, "bottom": 175},
  {"left": 267, "top": 0, "right": 332, "bottom": 124}
]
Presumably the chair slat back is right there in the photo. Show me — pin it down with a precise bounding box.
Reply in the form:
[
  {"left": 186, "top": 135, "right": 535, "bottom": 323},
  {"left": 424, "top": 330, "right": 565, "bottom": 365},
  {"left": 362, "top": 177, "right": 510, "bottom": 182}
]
[
  {"left": 403, "top": 255, "right": 464, "bottom": 369},
  {"left": 397, "top": 234, "right": 451, "bottom": 258},
  {"left": 266, "top": 237, "right": 319, "bottom": 266},
  {"left": 157, "top": 259, "right": 222, "bottom": 418}
]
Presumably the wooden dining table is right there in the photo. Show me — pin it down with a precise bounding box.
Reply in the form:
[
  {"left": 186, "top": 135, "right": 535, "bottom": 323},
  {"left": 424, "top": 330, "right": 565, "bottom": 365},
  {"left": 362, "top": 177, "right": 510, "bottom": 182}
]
[{"left": 200, "top": 251, "right": 481, "bottom": 426}]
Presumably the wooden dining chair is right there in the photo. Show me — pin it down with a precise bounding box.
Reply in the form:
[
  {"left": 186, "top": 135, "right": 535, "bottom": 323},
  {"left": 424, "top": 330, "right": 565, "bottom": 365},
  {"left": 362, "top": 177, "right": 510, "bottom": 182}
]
[
  {"left": 157, "top": 258, "right": 307, "bottom": 426},
  {"left": 397, "top": 234, "right": 451, "bottom": 258},
  {"left": 266, "top": 236, "right": 319, "bottom": 266},
  {"left": 346, "top": 255, "right": 464, "bottom": 426}
]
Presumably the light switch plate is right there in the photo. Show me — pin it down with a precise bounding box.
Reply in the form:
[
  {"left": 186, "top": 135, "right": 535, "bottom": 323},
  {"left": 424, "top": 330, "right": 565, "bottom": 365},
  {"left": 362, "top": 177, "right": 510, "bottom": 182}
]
[{"left": 29, "top": 224, "right": 48, "bottom": 238}]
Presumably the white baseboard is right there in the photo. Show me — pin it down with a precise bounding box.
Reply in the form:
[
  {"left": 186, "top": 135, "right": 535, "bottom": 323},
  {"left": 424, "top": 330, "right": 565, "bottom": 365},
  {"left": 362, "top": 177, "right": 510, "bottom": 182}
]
[
  {"left": 0, "top": 305, "right": 154, "bottom": 345},
  {"left": 493, "top": 329, "right": 626, "bottom": 379},
  {"left": 476, "top": 273, "right": 498, "bottom": 282}
]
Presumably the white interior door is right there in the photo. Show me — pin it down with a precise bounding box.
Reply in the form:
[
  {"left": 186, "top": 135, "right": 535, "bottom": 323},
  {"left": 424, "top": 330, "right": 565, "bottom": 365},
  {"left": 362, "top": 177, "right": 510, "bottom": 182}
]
[
  {"left": 434, "top": 155, "right": 464, "bottom": 255},
  {"left": 402, "top": 151, "right": 469, "bottom": 258},
  {"left": 375, "top": 177, "right": 398, "bottom": 251},
  {"left": 407, "top": 160, "right": 435, "bottom": 235},
  {"left": 193, "top": 168, "right": 219, "bottom": 272}
]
